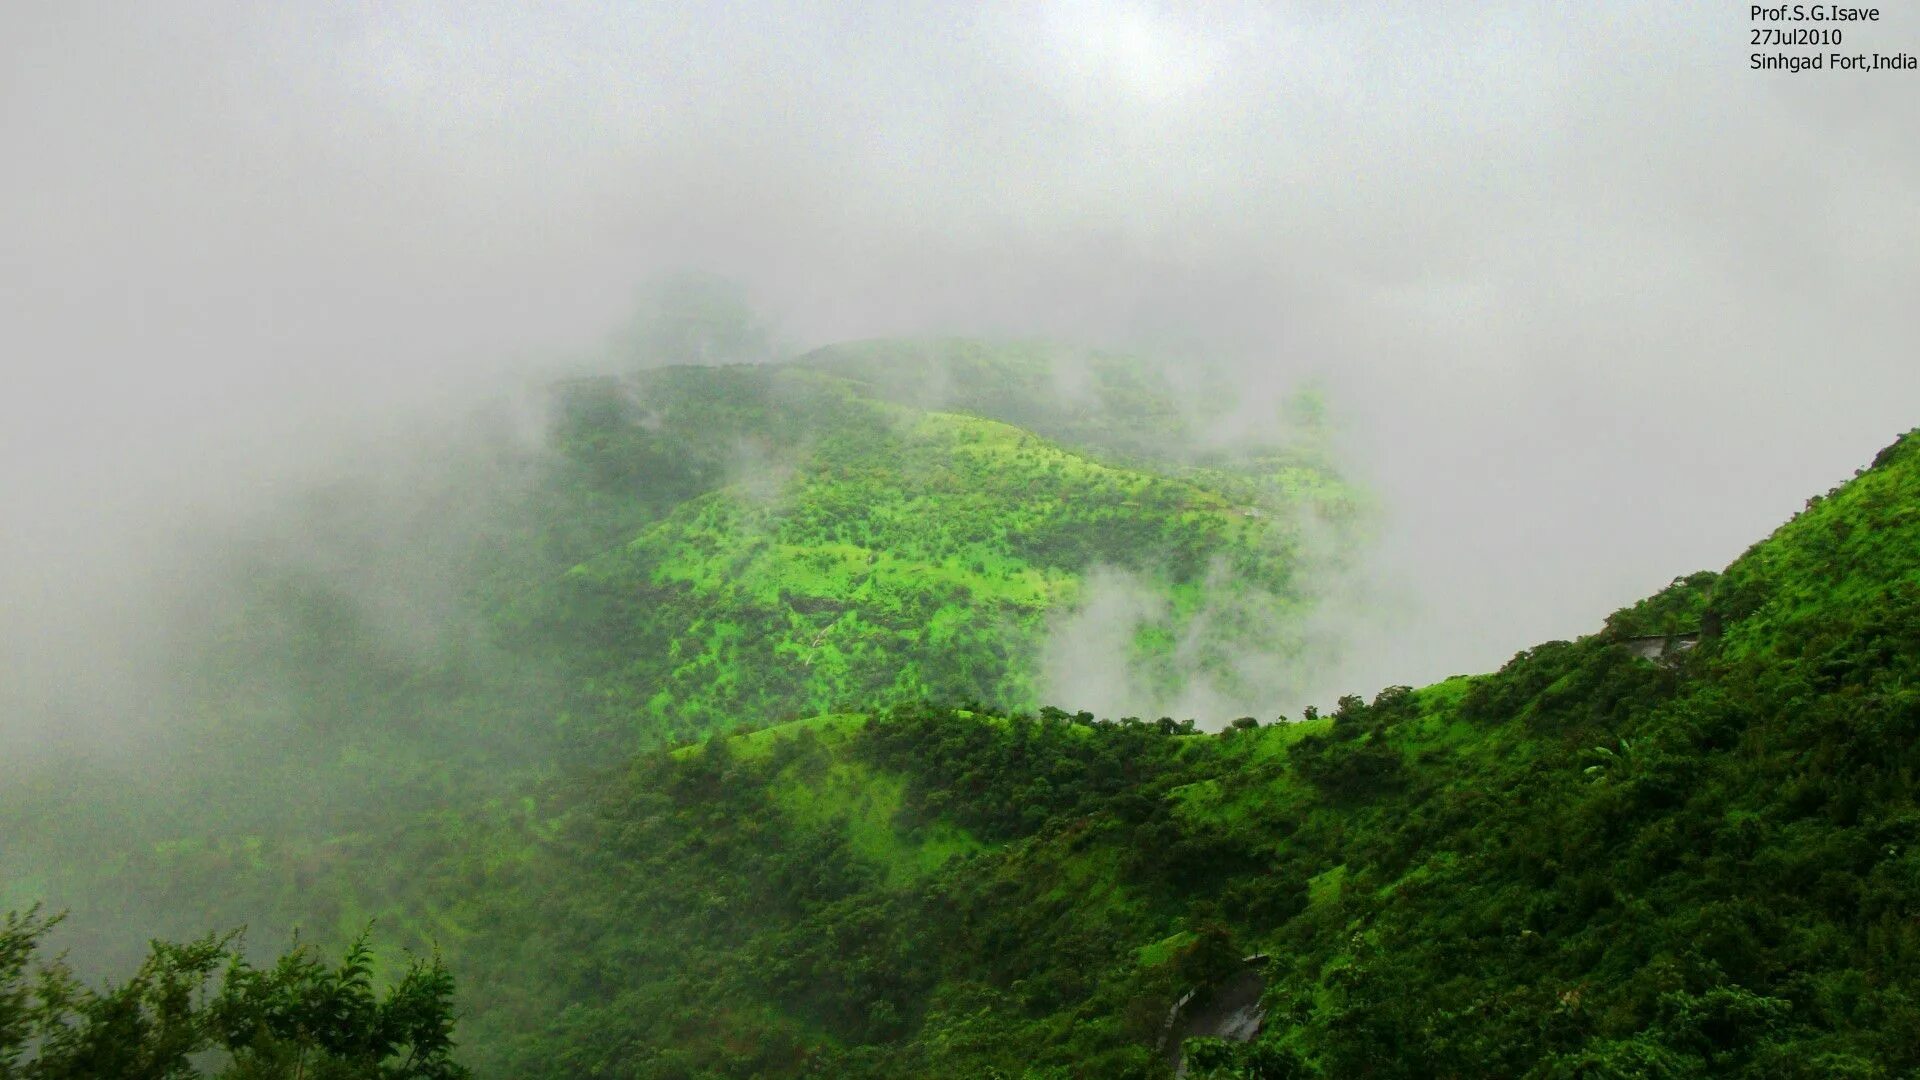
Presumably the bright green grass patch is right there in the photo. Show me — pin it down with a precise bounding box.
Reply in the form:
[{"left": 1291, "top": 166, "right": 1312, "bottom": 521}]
[
  {"left": 1239, "top": 716, "right": 1335, "bottom": 760},
  {"left": 1167, "top": 778, "right": 1224, "bottom": 814},
  {"left": 1307, "top": 864, "right": 1348, "bottom": 909},
  {"left": 1414, "top": 675, "right": 1476, "bottom": 713},
  {"left": 1136, "top": 930, "right": 1197, "bottom": 968},
  {"left": 730, "top": 713, "right": 870, "bottom": 762}
]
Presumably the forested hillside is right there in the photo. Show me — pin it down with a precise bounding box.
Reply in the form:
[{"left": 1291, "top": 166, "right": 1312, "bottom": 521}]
[
  {"left": 10, "top": 0, "right": 1913, "bottom": 1075},
  {"left": 425, "top": 427, "right": 1920, "bottom": 1077},
  {"left": 0, "top": 341, "right": 1360, "bottom": 1075},
  {"left": 6, "top": 339, "right": 1917, "bottom": 1077}
]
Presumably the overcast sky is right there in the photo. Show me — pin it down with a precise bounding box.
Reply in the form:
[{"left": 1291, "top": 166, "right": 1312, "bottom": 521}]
[{"left": 4, "top": 2, "right": 1917, "bottom": 733}]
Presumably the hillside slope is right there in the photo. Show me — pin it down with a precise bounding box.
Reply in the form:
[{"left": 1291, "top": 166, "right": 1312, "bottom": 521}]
[
  {"left": 0, "top": 341, "right": 1361, "bottom": 1065},
  {"left": 445, "top": 429, "right": 1920, "bottom": 1078},
  {"left": 504, "top": 348, "right": 1364, "bottom": 752},
  {"left": 13, "top": 347, "right": 1913, "bottom": 1078}
]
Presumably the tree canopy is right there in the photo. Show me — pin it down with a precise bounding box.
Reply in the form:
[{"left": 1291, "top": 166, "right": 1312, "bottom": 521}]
[{"left": 0, "top": 910, "right": 466, "bottom": 1080}]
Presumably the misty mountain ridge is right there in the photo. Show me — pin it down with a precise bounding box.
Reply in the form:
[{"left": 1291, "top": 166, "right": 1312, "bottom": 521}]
[
  {"left": 4, "top": 339, "right": 1918, "bottom": 1078},
  {"left": 8, "top": 6, "right": 1916, "bottom": 1077},
  {"left": 0, "top": 339, "right": 1362, "bottom": 983}
]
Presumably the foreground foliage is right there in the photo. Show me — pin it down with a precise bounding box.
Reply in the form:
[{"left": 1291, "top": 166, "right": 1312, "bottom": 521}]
[{"left": 0, "top": 912, "right": 465, "bottom": 1079}]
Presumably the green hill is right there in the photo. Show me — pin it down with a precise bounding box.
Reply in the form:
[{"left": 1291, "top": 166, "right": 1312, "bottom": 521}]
[
  {"left": 502, "top": 344, "right": 1363, "bottom": 753},
  {"left": 9, "top": 335, "right": 1918, "bottom": 1077},
  {"left": 446, "top": 429, "right": 1920, "bottom": 1077},
  {"left": 0, "top": 340, "right": 1361, "bottom": 1069}
]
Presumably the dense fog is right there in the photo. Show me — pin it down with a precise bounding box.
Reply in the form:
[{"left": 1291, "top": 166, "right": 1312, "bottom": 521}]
[{"left": 5, "top": 2, "right": 1917, "bottom": 746}]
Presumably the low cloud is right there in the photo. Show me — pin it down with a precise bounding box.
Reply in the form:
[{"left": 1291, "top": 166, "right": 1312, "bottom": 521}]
[{"left": 5, "top": 2, "right": 1917, "bottom": 749}]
